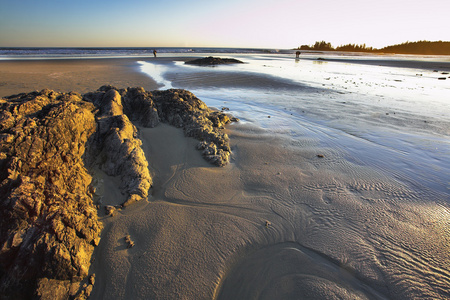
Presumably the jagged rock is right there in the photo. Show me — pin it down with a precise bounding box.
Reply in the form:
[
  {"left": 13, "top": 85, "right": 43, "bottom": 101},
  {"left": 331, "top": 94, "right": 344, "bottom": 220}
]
[
  {"left": 185, "top": 56, "right": 244, "bottom": 66},
  {"left": 97, "top": 114, "right": 151, "bottom": 206},
  {"left": 36, "top": 278, "right": 72, "bottom": 300},
  {"left": 89, "top": 274, "right": 95, "bottom": 285},
  {"left": 0, "top": 90, "right": 102, "bottom": 299},
  {"left": 122, "top": 87, "right": 160, "bottom": 128},
  {"left": 124, "top": 235, "right": 135, "bottom": 248},
  {"left": 0, "top": 86, "right": 237, "bottom": 299},
  {"left": 100, "top": 89, "right": 124, "bottom": 116},
  {"left": 88, "top": 86, "right": 235, "bottom": 168},
  {"left": 105, "top": 205, "right": 116, "bottom": 216},
  {"left": 85, "top": 87, "right": 153, "bottom": 206},
  {"left": 152, "top": 89, "right": 234, "bottom": 166}
]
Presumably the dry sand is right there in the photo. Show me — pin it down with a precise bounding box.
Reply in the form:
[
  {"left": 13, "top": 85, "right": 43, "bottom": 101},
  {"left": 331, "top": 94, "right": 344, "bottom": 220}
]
[
  {"left": 0, "top": 58, "right": 159, "bottom": 97},
  {"left": 2, "top": 57, "right": 448, "bottom": 299}
]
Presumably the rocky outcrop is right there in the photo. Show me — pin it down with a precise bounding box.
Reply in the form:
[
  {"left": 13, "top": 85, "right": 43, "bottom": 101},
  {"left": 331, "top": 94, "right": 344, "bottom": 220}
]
[
  {"left": 185, "top": 56, "right": 244, "bottom": 66},
  {"left": 0, "top": 90, "right": 102, "bottom": 299},
  {"left": 0, "top": 86, "right": 236, "bottom": 299},
  {"left": 85, "top": 86, "right": 236, "bottom": 167},
  {"left": 151, "top": 89, "right": 235, "bottom": 166},
  {"left": 84, "top": 86, "right": 152, "bottom": 207},
  {"left": 120, "top": 86, "right": 160, "bottom": 128}
]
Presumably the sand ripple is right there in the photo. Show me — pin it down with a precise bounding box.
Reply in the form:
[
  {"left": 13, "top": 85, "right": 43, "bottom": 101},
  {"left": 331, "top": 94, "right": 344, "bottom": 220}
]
[{"left": 217, "top": 242, "right": 384, "bottom": 300}]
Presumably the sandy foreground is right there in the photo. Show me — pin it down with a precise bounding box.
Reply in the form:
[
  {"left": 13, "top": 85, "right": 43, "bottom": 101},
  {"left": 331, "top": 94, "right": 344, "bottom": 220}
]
[
  {"left": 91, "top": 122, "right": 387, "bottom": 299},
  {"left": 1, "top": 57, "right": 449, "bottom": 299}
]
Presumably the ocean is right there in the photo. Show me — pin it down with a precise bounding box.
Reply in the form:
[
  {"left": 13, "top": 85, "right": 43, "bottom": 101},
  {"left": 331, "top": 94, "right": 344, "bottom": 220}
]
[
  {"left": 0, "top": 47, "right": 287, "bottom": 59},
  {"left": 139, "top": 51, "right": 450, "bottom": 198}
]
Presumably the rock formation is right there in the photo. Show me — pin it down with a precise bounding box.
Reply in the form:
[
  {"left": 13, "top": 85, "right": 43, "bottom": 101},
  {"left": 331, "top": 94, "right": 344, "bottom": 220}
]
[
  {"left": 0, "top": 86, "right": 236, "bottom": 299},
  {"left": 84, "top": 86, "right": 152, "bottom": 207},
  {"left": 151, "top": 88, "right": 235, "bottom": 166},
  {"left": 185, "top": 56, "right": 244, "bottom": 66},
  {"left": 0, "top": 90, "right": 102, "bottom": 299},
  {"left": 85, "top": 86, "right": 235, "bottom": 168}
]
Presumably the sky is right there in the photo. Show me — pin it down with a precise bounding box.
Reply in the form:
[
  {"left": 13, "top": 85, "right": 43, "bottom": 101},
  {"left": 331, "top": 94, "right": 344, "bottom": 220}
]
[{"left": 0, "top": 0, "right": 449, "bottom": 49}]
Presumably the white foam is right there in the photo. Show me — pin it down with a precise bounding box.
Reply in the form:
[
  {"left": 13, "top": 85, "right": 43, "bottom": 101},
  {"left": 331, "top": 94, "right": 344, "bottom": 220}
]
[{"left": 137, "top": 61, "right": 173, "bottom": 90}]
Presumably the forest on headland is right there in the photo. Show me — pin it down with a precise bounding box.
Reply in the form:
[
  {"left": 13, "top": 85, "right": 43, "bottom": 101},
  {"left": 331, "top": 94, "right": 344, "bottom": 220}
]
[{"left": 297, "top": 40, "right": 450, "bottom": 55}]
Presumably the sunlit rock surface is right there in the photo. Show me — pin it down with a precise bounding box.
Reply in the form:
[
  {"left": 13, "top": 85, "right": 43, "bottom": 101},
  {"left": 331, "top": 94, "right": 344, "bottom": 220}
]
[
  {"left": 85, "top": 86, "right": 235, "bottom": 168},
  {"left": 0, "top": 86, "right": 236, "bottom": 299},
  {"left": 0, "top": 90, "right": 101, "bottom": 299}
]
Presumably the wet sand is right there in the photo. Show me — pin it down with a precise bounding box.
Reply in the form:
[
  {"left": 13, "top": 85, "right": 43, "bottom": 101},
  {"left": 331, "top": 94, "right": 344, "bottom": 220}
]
[
  {"left": 1, "top": 57, "right": 449, "bottom": 299},
  {"left": 301, "top": 56, "right": 450, "bottom": 71},
  {"left": 90, "top": 120, "right": 449, "bottom": 299}
]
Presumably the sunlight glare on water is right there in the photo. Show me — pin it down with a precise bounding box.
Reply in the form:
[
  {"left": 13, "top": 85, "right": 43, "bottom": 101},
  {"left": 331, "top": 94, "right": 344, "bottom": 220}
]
[
  {"left": 234, "top": 54, "right": 450, "bottom": 120},
  {"left": 138, "top": 61, "right": 173, "bottom": 89},
  {"left": 139, "top": 54, "right": 450, "bottom": 198}
]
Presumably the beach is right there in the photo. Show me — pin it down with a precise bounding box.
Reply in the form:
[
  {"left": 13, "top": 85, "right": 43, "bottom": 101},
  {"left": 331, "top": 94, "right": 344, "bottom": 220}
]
[
  {"left": 0, "top": 58, "right": 159, "bottom": 97},
  {"left": 1, "top": 52, "right": 449, "bottom": 299}
]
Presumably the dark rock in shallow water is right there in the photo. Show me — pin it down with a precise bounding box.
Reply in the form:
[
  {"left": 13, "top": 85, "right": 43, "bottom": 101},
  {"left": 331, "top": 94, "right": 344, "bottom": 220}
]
[
  {"left": 185, "top": 56, "right": 244, "bottom": 66},
  {"left": 0, "top": 86, "right": 236, "bottom": 299}
]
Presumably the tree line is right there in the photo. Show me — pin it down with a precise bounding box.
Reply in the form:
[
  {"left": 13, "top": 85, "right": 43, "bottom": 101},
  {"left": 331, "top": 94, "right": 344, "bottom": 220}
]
[{"left": 297, "top": 40, "right": 450, "bottom": 55}]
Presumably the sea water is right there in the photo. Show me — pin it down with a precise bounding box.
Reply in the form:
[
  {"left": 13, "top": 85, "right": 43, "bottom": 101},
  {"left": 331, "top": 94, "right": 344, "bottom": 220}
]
[
  {"left": 139, "top": 53, "right": 450, "bottom": 199},
  {"left": 138, "top": 53, "right": 450, "bottom": 298},
  {"left": 0, "top": 47, "right": 286, "bottom": 60}
]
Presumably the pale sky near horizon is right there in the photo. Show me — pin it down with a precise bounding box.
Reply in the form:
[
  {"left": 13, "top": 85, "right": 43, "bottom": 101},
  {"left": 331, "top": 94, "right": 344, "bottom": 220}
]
[{"left": 0, "top": 0, "right": 449, "bottom": 49}]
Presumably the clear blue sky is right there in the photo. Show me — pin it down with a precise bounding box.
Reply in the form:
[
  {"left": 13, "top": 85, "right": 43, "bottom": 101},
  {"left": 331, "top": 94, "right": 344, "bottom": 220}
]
[{"left": 0, "top": 0, "right": 449, "bottom": 48}]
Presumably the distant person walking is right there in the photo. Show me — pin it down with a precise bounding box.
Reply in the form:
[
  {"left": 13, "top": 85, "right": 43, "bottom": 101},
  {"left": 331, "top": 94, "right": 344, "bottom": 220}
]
[
  {"left": 153, "top": 49, "right": 157, "bottom": 57},
  {"left": 295, "top": 51, "right": 301, "bottom": 58}
]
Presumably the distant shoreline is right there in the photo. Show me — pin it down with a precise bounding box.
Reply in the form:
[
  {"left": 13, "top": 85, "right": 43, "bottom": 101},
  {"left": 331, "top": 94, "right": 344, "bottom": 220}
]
[{"left": 296, "top": 40, "right": 450, "bottom": 56}]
